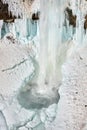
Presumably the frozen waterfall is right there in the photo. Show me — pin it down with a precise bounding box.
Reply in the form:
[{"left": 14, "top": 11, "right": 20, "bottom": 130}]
[
  {"left": 0, "top": 0, "right": 87, "bottom": 110},
  {"left": 17, "top": 0, "right": 68, "bottom": 109},
  {"left": 17, "top": 0, "right": 87, "bottom": 110},
  {"left": 0, "top": 19, "right": 37, "bottom": 43}
]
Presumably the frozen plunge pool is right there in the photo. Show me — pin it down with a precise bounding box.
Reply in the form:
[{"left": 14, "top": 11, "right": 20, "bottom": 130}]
[{"left": 17, "top": 82, "right": 60, "bottom": 109}]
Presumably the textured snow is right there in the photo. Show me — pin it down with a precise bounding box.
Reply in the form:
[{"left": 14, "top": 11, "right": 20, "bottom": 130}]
[
  {"left": 0, "top": 34, "right": 87, "bottom": 130},
  {"left": 0, "top": 34, "right": 34, "bottom": 101},
  {"left": 50, "top": 44, "right": 87, "bottom": 130},
  {"left": 0, "top": 34, "right": 58, "bottom": 129}
]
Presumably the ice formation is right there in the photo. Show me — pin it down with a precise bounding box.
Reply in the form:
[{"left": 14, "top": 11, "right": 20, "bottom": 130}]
[
  {"left": 0, "top": 111, "right": 8, "bottom": 130},
  {"left": 17, "top": 0, "right": 68, "bottom": 109},
  {"left": 2, "top": 0, "right": 33, "bottom": 17},
  {"left": 1, "top": 0, "right": 40, "bottom": 17},
  {"left": 0, "top": 0, "right": 87, "bottom": 129}
]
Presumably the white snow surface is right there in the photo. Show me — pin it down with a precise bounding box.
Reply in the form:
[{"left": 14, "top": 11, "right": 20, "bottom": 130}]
[
  {"left": 0, "top": 36, "right": 87, "bottom": 130},
  {"left": 51, "top": 44, "right": 87, "bottom": 130}
]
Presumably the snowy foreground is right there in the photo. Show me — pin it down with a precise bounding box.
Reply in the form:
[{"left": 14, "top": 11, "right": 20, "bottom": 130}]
[{"left": 0, "top": 36, "right": 87, "bottom": 130}]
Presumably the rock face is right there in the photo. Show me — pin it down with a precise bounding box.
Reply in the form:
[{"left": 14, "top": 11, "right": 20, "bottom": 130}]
[
  {"left": 65, "top": 7, "right": 76, "bottom": 27},
  {"left": 66, "top": 7, "right": 87, "bottom": 30},
  {"left": 0, "top": 0, "right": 16, "bottom": 21},
  {"left": 0, "top": 0, "right": 39, "bottom": 22},
  {"left": 1, "top": 0, "right": 36, "bottom": 17}
]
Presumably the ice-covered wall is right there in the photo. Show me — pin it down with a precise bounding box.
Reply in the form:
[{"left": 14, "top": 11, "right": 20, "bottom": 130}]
[
  {"left": 67, "top": 0, "right": 87, "bottom": 44},
  {"left": 1, "top": 0, "right": 40, "bottom": 17},
  {"left": 0, "top": 0, "right": 87, "bottom": 130},
  {"left": 0, "top": 18, "right": 38, "bottom": 43},
  {"left": 1, "top": 0, "right": 87, "bottom": 44}
]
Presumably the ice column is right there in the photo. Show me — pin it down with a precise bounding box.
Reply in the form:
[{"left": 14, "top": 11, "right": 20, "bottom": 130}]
[
  {"left": 75, "top": 0, "right": 85, "bottom": 44},
  {"left": 0, "top": 20, "right": 3, "bottom": 39},
  {"left": 70, "top": 0, "right": 85, "bottom": 44},
  {"left": 0, "top": 111, "right": 8, "bottom": 130},
  {"left": 17, "top": 0, "right": 67, "bottom": 109},
  {"left": 37, "top": 0, "right": 66, "bottom": 87},
  {"left": 15, "top": 18, "right": 37, "bottom": 43}
]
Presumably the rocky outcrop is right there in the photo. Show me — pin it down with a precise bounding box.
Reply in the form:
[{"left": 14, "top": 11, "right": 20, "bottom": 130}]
[{"left": 0, "top": 0, "right": 16, "bottom": 21}]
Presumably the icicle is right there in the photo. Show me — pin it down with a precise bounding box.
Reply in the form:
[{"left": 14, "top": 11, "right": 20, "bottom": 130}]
[
  {"left": 0, "top": 20, "right": 3, "bottom": 39},
  {"left": 37, "top": 0, "right": 66, "bottom": 86},
  {"left": 68, "top": 0, "right": 87, "bottom": 45},
  {"left": 17, "top": 0, "right": 69, "bottom": 109},
  {"left": 0, "top": 111, "right": 8, "bottom": 130},
  {"left": 14, "top": 18, "right": 37, "bottom": 43}
]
